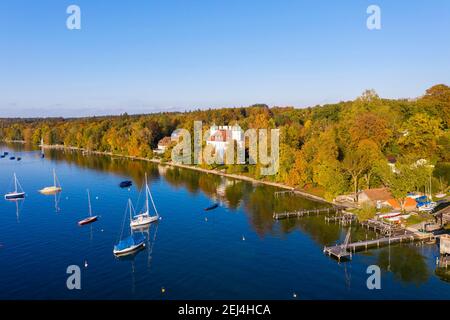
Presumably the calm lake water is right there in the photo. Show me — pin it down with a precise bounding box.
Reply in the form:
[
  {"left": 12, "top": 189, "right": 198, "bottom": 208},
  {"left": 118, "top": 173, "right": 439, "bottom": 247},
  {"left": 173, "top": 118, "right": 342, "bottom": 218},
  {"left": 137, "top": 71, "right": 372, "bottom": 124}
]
[{"left": 0, "top": 143, "right": 449, "bottom": 300}]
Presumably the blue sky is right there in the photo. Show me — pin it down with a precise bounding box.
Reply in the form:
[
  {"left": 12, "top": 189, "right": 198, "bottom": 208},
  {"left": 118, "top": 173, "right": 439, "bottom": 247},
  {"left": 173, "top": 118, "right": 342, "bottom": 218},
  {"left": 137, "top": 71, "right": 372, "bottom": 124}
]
[{"left": 1, "top": 0, "right": 449, "bottom": 117}]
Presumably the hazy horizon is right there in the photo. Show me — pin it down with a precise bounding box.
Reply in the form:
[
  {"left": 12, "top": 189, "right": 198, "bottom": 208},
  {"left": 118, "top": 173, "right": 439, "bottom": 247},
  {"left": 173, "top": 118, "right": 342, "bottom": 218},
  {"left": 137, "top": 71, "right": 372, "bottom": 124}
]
[{"left": 1, "top": 0, "right": 449, "bottom": 117}]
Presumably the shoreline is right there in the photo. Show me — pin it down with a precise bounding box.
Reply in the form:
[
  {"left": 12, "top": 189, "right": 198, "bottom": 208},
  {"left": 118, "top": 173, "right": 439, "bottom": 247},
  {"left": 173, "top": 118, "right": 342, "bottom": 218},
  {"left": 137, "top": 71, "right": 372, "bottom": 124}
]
[{"left": 6, "top": 141, "right": 332, "bottom": 205}]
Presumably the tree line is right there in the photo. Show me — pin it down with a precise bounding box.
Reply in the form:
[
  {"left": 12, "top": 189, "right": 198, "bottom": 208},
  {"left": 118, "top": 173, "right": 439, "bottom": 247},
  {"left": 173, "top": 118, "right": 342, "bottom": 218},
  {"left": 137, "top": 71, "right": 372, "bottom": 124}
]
[{"left": 1, "top": 84, "right": 449, "bottom": 201}]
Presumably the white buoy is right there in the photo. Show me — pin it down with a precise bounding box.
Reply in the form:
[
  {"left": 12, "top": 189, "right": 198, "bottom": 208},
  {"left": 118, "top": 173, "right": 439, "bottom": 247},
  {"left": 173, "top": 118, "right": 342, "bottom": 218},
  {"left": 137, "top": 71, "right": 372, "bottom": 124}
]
[
  {"left": 101, "top": 229, "right": 104, "bottom": 232},
  {"left": 96, "top": 196, "right": 99, "bottom": 200},
  {"left": 84, "top": 260, "right": 88, "bottom": 268},
  {"left": 205, "top": 217, "right": 208, "bottom": 222},
  {"left": 159, "top": 216, "right": 162, "bottom": 220},
  {"left": 161, "top": 287, "right": 166, "bottom": 293},
  {"left": 293, "top": 292, "right": 297, "bottom": 298},
  {"left": 242, "top": 235, "right": 245, "bottom": 241}
]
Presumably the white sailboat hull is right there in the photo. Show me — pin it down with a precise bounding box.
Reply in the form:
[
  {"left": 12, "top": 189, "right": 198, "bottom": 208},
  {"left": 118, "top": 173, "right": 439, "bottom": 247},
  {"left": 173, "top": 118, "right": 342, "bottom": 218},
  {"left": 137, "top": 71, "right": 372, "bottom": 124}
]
[
  {"left": 113, "top": 242, "right": 145, "bottom": 256},
  {"left": 4, "top": 192, "right": 25, "bottom": 200},
  {"left": 39, "top": 186, "right": 62, "bottom": 194},
  {"left": 130, "top": 213, "right": 158, "bottom": 228}
]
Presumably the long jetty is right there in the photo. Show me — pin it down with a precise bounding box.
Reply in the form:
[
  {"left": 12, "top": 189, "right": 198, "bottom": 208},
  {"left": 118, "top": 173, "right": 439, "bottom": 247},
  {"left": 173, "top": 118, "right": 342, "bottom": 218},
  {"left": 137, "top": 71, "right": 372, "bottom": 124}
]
[
  {"left": 324, "top": 225, "right": 436, "bottom": 261},
  {"left": 273, "top": 207, "right": 343, "bottom": 220}
]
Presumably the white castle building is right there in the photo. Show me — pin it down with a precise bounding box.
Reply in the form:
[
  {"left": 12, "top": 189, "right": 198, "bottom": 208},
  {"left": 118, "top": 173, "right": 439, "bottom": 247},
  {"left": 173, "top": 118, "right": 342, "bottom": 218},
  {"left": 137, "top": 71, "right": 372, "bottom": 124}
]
[{"left": 206, "top": 125, "right": 244, "bottom": 160}]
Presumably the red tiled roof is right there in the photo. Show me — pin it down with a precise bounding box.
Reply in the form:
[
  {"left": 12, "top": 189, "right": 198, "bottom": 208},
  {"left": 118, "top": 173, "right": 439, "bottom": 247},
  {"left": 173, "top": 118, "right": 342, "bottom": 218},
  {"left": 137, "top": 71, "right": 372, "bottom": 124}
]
[
  {"left": 158, "top": 136, "right": 172, "bottom": 147},
  {"left": 386, "top": 198, "right": 417, "bottom": 210},
  {"left": 208, "top": 130, "right": 228, "bottom": 142},
  {"left": 361, "top": 188, "right": 392, "bottom": 201}
]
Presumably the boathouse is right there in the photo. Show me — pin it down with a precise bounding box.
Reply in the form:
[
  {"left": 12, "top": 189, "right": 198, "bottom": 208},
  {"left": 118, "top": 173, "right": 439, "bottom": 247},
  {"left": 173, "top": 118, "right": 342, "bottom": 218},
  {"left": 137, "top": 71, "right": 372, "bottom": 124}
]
[{"left": 358, "top": 188, "right": 392, "bottom": 208}]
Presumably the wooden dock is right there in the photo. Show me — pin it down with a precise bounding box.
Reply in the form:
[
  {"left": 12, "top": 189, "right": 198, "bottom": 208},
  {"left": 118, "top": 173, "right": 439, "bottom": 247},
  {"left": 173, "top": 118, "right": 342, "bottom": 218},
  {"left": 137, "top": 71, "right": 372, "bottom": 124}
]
[
  {"left": 324, "top": 228, "right": 352, "bottom": 261},
  {"left": 273, "top": 207, "right": 342, "bottom": 220},
  {"left": 360, "top": 218, "right": 404, "bottom": 236},
  {"left": 325, "top": 212, "right": 356, "bottom": 225},
  {"left": 274, "top": 190, "right": 296, "bottom": 197},
  {"left": 324, "top": 231, "right": 435, "bottom": 261},
  {"left": 434, "top": 203, "right": 450, "bottom": 226}
]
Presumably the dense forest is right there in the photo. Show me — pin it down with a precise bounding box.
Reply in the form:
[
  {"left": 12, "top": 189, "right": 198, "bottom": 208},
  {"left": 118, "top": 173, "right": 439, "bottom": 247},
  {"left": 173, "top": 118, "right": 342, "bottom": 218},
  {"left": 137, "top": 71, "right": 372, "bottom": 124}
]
[{"left": 1, "top": 84, "right": 449, "bottom": 201}]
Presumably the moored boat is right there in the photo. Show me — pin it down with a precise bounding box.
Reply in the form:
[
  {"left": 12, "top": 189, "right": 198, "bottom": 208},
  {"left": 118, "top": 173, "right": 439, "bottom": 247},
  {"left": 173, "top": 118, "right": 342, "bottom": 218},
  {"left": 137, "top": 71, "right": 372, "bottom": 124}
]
[
  {"left": 114, "top": 199, "right": 146, "bottom": 256},
  {"left": 4, "top": 173, "right": 25, "bottom": 200},
  {"left": 204, "top": 203, "right": 219, "bottom": 211},
  {"left": 130, "top": 174, "right": 159, "bottom": 228},
  {"left": 78, "top": 189, "right": 98, "bottom": 226},
  {"left": 119, "top": 180, "right": 133, "bottom": 188},
  {"left": 39, "top": 169, "right": 62, "bottom": 194}
]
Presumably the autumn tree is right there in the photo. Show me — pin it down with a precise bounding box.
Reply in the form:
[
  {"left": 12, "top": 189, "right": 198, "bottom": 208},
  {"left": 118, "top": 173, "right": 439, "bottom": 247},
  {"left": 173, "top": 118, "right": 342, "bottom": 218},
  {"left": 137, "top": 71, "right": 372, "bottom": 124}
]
[{"left": 398, "top": 113, "right": 443, "bottom": 158}]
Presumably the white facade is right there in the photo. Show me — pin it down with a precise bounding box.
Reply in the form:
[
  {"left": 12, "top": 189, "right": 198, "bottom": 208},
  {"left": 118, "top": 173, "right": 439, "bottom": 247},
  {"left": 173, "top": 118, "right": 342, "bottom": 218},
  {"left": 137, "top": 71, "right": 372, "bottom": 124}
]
[{"left": 206, "top": 125, "right": 244, "bottom": 161}]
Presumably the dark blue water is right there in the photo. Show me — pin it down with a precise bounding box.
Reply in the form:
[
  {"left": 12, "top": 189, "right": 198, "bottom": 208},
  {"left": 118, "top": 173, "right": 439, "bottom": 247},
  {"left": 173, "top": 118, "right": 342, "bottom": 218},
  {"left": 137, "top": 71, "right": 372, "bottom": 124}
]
[{"left": 0, "top": 143, "right": 449, "bottom": 299}]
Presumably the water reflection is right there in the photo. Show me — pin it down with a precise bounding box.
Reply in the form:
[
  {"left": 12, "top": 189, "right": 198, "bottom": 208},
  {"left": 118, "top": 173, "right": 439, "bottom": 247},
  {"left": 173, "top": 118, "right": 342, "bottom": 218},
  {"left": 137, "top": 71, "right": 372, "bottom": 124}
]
[
  {"left": 35, "top": 146, "right": 327, "bottom": 238},
  {"left": 6, "top": 199, "right": 24, "bottom": 223},
  {"left": 378, "top": 246, "right": 429, "bottom": 285},
  {"left": 1, "top": 143, "right": 448, "bottom": 297},
  {"left": 114, "top": 222, "right": 159, "bottom": 295}
]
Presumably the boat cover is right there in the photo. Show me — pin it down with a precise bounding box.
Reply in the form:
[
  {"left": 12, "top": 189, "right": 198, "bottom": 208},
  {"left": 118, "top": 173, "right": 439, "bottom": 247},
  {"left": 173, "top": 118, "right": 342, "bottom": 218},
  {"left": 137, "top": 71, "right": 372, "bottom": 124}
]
[{"left": 114, "top": 233, "right": 145, "bottom": 251}]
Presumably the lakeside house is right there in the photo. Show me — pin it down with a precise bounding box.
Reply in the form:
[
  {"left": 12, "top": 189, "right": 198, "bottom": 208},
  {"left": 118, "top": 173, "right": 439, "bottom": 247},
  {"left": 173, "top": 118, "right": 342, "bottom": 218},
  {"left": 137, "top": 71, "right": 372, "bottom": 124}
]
[
  {"left": 358, "top": 187, "right": 427, "bottom": 212},
  {"left": 358, "top": 188, "right": 393, "bottom": 208},
  {"left": 385, "top": 198, "right": 418, "bottom": 212},
  {"left": 154, "top": 136, "right": 172, "bottom": 154},
  {"left": 206, "top": 125, "right": 244, "bottom": 160}
]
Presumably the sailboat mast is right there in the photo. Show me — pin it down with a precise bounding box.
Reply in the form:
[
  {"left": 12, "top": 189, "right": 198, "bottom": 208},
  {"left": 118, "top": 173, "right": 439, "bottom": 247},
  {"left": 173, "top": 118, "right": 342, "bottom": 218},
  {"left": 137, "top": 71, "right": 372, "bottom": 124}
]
[
  {"left": 145, "top": 173, "right": 149, "bottom": 212},
  {"left": 87, "top": 189, "right": 92, "bottom": 216},
  {"left": 129, "top": 199, "right": 133, "bottom": 221},
  {"left": 429, "top": 174, "right": 432, "bottom": 199},
  {"left": 14, "top": 173, "right": 18, "bottom": 193},
  {"left": 53, "top": 169, "right": 56, "bottom": 187}
]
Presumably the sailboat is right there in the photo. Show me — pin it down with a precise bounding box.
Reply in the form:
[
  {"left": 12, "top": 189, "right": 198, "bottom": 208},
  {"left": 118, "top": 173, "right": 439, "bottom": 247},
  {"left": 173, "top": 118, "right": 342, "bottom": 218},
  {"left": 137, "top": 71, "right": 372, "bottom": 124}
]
[
  {"left": 39, "top": 169, "right": 62, "bottom": 194},
  {"left": 130, "top": 173, "right": 159, "bottom": 228},
  {"left": 78, "top": 189, "right": 98, "bottom": 226},
  {"left": 4, "top": 173, "right": 25, "bottom": 200},
  {"left": 114, "top": 199, "right": 146, "bottom": 256}
]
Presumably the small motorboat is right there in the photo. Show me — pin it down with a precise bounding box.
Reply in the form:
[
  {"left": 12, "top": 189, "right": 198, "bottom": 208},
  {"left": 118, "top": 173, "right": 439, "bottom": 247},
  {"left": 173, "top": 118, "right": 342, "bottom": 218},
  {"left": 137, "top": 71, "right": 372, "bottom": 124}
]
[
  {"left": 119, "top": 180, "right": 132, "bottom": 188},
  {"left": 418, "top": 202, "right": 437, "bottom": 212},
  {"left": 4, "top": 152, "right": 9, "bottom": 156},
  {"left": 204, "top": 203, "right": 219, "bottom": 211},
  {"left": 78, "top": 190, "right": 98, "bottom": 226},
  {"left": 378, "top": 212, "right": 401, "bottom": 219},
  {"left": 17, "top": 157, "right": 21, "bottom": 161},
  {"left": 4, "top": 173, "right": 25, "bottom": 200},
  {"left": 0, "top": 155, "right": 5, "bottom": 158},
  {"left": 9, "top": 156, "right": 15, "bottom": 160}
]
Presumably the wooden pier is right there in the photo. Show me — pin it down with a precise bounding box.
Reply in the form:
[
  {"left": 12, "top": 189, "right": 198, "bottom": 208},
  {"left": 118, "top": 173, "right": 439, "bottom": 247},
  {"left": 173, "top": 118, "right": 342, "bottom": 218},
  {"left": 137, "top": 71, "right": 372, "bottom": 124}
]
[
  {"left": 274, "top": 190, "right": 296, "bottom": 197},
  {"left": 273, "top": 207, "right": 342, "bottom": 220},
  {"left": 324, "top": 231, "right": 435, "bottom": 261},
  {"left": 360, "top": 218, "right": 404, "bottom": 236},
  {"left": 434, "top": 203, "right": 450, "bottom": 226},
  {"left": 325, "top": 212, "right": 356, "bottom": 225},
  {"left": 323, "top": 228, "right": 352, "bottom": 261}
]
